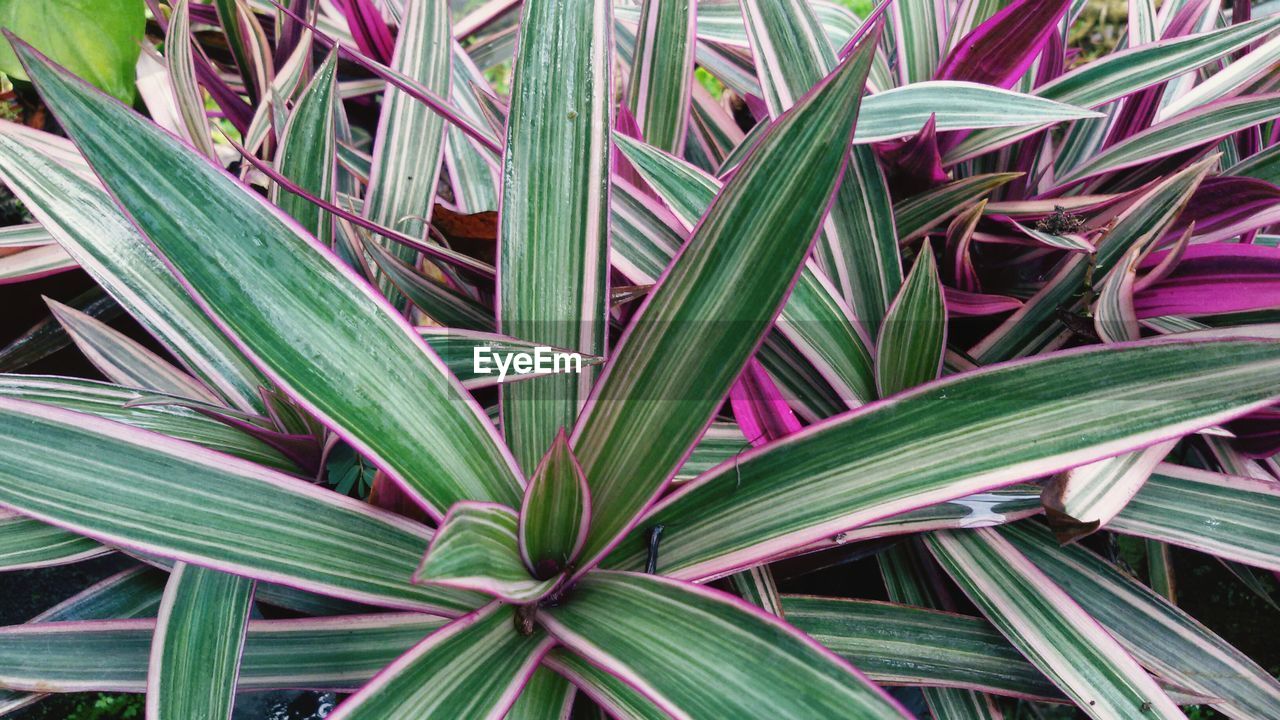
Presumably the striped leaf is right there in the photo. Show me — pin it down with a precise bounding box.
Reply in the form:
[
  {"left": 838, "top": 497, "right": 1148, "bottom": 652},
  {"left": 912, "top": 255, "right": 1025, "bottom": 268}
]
[
  {"left": 328, "top": 603, "right": 554, "bottom": 720},
  {"left": 0, "top": 509, "right": 107, "bottom": 571},
  {"left": 361, "top": 0, "right": 451, "bottom": 305},
  {"left": 164, "top": 0, "right": 216, "bottom": 158},
  {"left": 48, "top": 299, "right": 217, "bottom": 403},
  {"left": 18, "top": 40, "right": 525, "bottom": 516},
  {"left": 889, "top": 0, "right": 943, "bottom": 84},
  {"left": 1041, "top": 440, "right": 1175, "bottom": 541},
  {"left": 1110, "top": 463, "right": 1280, "bottom": 571},
  {"left": 603, "top": 338, "right": 1280, "bottom": 580},
  {"left": 894, "top": 173, "right": 1020, "bottom": 243},
  {"left": 0, "top": 375, "right": 294, "bottom": 471},
  {"left": 740, "top": 0, "right": 901, "bottom": 334},
  {"left": 876, "top": 248, "right": 946, "bottom": 397},
  {"left": 613, "top": 134, "right": 876, "bottom": 405},
  {"left": 0, "top": 244, "right": 75, "bottom": 282},
  {"left": 729, "top": 565, "right": 784, "bottom": 616},
  {"left": 273, "top": 50, "right": 338, "bottom": 245},
  {"left": 364, "top": 238, "right": 495, "bottom": 331},
  {"left": 0, "top": 397, "right": 482, "bottom": 614},
  {"left": 499, "top": 0, "right": 612, "bottom": 473},
  {"left": 0, "top": 131, "right": 268, "bottom": 413},
  {"left": 519, "top": 430, "right": 590, "bottom": 579},
  {"left": 147, "top": 563, "right": 254, "bottom": 720},
  {"left": 925, "top": 528, "right": 1184, "bottom": 719},
  {"left": 1004, "top": 520, "right": 1280, "bottom": 719},
  {"left": 946, "top": 16, "right": 1280, "bottom": 162},
  {"left": 539, "top": 571, "right": 910, "bottom": 719},
  {"left": 569, "top": 34, "right": 878, "bottom": 573},
  {"left": 1061, "top": 94, "right": 1280, "bottom": 183},
  {"left": 416, "top": 502, "right": 557, "bottom": 603},
  {"left": 626, "top": 0, "right": 695, "bottom": 152},
  {"left": 783, "top": 595, "right": 1061, "bottom": 702},
  {"left": 1159, "top": 31, "right": 1280, "bottom": 120},
  {"left": 506, "top": 667, "right": 575, "bottom": 720},
  {"left": 544, "top": 648, "right": 668, "bottom": 720}
]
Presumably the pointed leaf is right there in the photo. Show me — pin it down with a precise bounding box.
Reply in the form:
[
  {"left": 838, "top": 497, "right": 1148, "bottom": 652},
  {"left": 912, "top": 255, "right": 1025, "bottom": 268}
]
[
  {"left": 876, "top": 248, "right": 946, "bottom": 396},
  {"left": 626, "top": 0, "right": 696, "bottom": 152},
  {"left": 274, "top": 51, "right": 338, "bottom": 245},
  {"left": 519, "top": 431, "right": 591, "bottom": 578},
  {"left": 17, "top": 41, "right": 524, "bottom": 517},
  {"left": 935, "top": 0, "right": 1070, "bottom": 89}
]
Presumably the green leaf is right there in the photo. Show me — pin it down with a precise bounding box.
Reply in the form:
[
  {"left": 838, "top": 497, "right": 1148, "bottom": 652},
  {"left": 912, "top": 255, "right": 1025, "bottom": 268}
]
[
  {"left": 626, "top": 0, "right": 696, "bottom": 152},
  {"left": 499, "top": 0, "right": 612, "bottom": 472},
  {"left": 18, "top": 40, "right": 525, "bottom": 516},
  {"left": 364, "top": 239, "right": 495, "bottom": 331},
  {"left": 47, "top": 298, "right": 219, "bottom": 404},
  {"left": 612, "top": 134, "right": 876, "bottom": 405},
  {"left": 605, "top": 339, "right": 1280, "bottom": 580},
  {"left": 544, "top": 649, "right": 668, "bottom": 720},
  {"left": 1041, "top": 440, "right": 1175, "bottom": 541},
  {"left": 875, "top": 248, "right": 946, "bottom": 397},
  {"left": 147, "top": 563, "right": 253, "bottom": 720},
  {"left": 519, "top": 430, "right": 591, "bottom": 578},
  {"left": 540, "top": 571, "right": 909, "bottom": 719},
  {"left": 274, "top": 51, "right": 338, "bottom": 245},
  {"left": 1004, "top": 520, "right": 1280, "bottom": 720},
  {"left": 783, "top": 595, "right": 1062, "bottom": 702},
  {"left": 0, "top": 0, "right": 144, "bottom": 102},
  {"left": 925, "top": 528, "right": 1184, "bottom": 719},
  {"left": 505, "top": 667, "right": 576, "bottom": 720},
  {"left": 570, "top": 34, "right": 879, "bottom": 571},
  {"left": 888, "top": 0, "right": 942, "bottom": 84},
  {"left": 362, "top": 0, "right": 452, "bottom": 306},
  {"left": 894, "top": 173, "right": 1021, "bottom": 244},
  {"left": 164, "top": 0, "right": 216, "bottom": 158},
  {"left": 415, "top": 502, "right": 557, "bottom": 603},
  {"left": 327, "top": 603, "right": 554, "bottom": 720},
  {"left": 1110, "top": 463, "right": 1280, "bottom": 572},
  {"left": 0, "top": 397, "right": 483, "bottom": 614},
  {"left": 0, "top": 130, "right": 270, "bottom": 414},
  {"left": 0, "top": 508, "right": 107, "bottom": 570}
]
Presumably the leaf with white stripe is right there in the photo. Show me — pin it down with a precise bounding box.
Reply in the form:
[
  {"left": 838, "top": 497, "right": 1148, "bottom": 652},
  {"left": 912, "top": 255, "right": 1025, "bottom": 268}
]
[
  {"left": 416, "top": 502, "right": 557, "bottom": 603},
  {"left": 0, "top": 509, "right": 107, "bottom": 571},
  {"left": 1005, "top": 520, "right": 1280, "bottom": 719},
  {"left": 1041, "top": 440, "right": 1175, "bottom": 541},
  {"left": 626, "top": 0, "right": 695, "bottom": 153},
  {"left": 540, "top": 571, "right": 910, "bottom": 719},
  {"left": 569, "top": 35, "right": 879, "bottom": 572},
  {"left": 1110, "top": 463, "right": 1280, "bottom": 572},
  {"left": 328, "top": 602, "right": 554, "bottom": 720},
  {"left": 48, "top": 299, "right": 218, "bottom": 404},
  {"left": 0, "top": 127, "right": 269, "bottom": 414},
  {"left": 164, "top": 0, "right": 216, "bottom": 158},
  {"left": 519, "top": 430, "right": 590, "bottom": 579},
  {"left": 364, "top": 238, "right": 495, "bottom": 331},
  {"left": 876, "top": 248, "right": 946, "bottom": 397},
  {"left": 889, "top": 0, "right": 943, "bottom": 84},
  {"left": 925, "top": 528, "right": 1184, "bottom": 719},
  {"left": 0, "top": 244, "right": 74, "bottom": 283},
  {"left": 544, "top": 648, "right": 668, "bottom": 720},
  {"left": 506, "top": 667, "right": 575, "bottom": 720},
  {"left": 894, "top": 173, "right": 1020, "bottom": 243},
  {"left": 18, "top": 41, "right": 524, "bottom": 516},
  {"left": 603, "top": 338, "right": 1280, "bottom": 580},
  {"left": 0, "top": 397, "right": 482, "bottom": 614},
  {"left": 613, "top": 134, "right": 876, "bottom": 405},
  {"left": 274, "top": 51, "right": 338, "bottom": 245},
  {"left": 147, "top": 563, "right": 254, "bottom": 720},
  {"left": 499, "top": 0, "right": 612, "bottom": 472}
]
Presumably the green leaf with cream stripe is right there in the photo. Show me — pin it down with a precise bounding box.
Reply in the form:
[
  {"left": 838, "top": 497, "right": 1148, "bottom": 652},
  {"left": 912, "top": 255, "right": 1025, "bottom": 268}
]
[
  {"left": 894, "top": 174, "right": 1021, "bottom": 244},
  {"left": 164, "top": 0, "right": 216, "bottom": 159},
  {"left": 18, "top": 40, "right": 525, "bottom": 516},
  {"left": 0, "top": 128, "right": 269, "bottom": 414},
  {"left": 782, "top": 596, "right": 1063, "bottom": 702},
  {"left": 506, "top": 667, "right": 576, "bottom": 720},
  {"left": 544, "top": 649, "right": 668, "bottom": 720},
  {"left": 1003, "top": 520, "right": 1280, "bottom": 719},
  {"left": 570, "top": 35, "right": 879, "bottom": 572},
  {"left": 273, "top": 51, "right": 338, "bottom": 245},
  {"left": 613, "top": 133, "right": 876, "bottom": 405},
  {"left": 603, "top": 339, "right": 1280, "bottom": 580},
  {"left": 1109, "top": 463, "right": 1280, "bottom": 571},
  {"left": 0, "top": 509, "right": 108, "bottom": 570},
  {"left": 519, "top": 430, "right": 591, "bottom": 579},
  {"left": 876, "top": 248, "right": 945, "bottom": 397},
  {"left": 0, "top": 375, "right": 295, "bottom": 471},
  {"left": 328, "top": 602, "right": 554, "bottom": 720},
  {"left": 48, "top": 299, "right": 218, "bottom": 404},
  {"left": 740, "top": 0, "right": 902, "bottom": 334},
  {"left": 416, "top": 502, "right": 558, "bottom": 603},
  {"left": 626, "top": 0, "right": 695, "bottom": 153},
  {"left": 147, "top": 563, "right": 254, "bottom": 720},
  {"left": 0, "top": 397, "right": 482, "bottom": 614},
  {"left": 924, "top": 528, "right": 1184, "bottom": 719},
  {"left": 540, "top": 571, "right": 910, "bottom": 719},
  {"left": 1041, "top": 440, "right": 1175, "bottom": 541},
  {"left": 364, "top": 238, "right": 495, "bottom": 331},
  {"left": 499, "top": 0, "right": 612, "bottom": 473},
  {"left": 361, "top": 0, "right": 451, "bottom": 306}
]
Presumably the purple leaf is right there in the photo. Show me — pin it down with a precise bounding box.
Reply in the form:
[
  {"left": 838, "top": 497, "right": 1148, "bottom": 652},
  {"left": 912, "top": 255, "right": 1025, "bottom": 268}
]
[
  {"left": 934, "top": 0, "right": 1070, "bottom": 89},
  {"left": 729, "top": 359, "right": 802, "bottom": 447},
  {"left": 1136, "top": 243, "right": 1280, "bottom": 317},
  {"left": 874, "top": 114, "right": 950, "bottom": 197},
  {"left": 335, "top": 0, "right": 396, "bottom": 64}
]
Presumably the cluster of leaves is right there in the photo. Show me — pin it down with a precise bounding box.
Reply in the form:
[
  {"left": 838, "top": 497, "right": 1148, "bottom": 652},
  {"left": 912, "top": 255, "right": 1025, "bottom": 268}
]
[{"left": 1, "top": 0, "right": 1280, "bottom": 718}]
